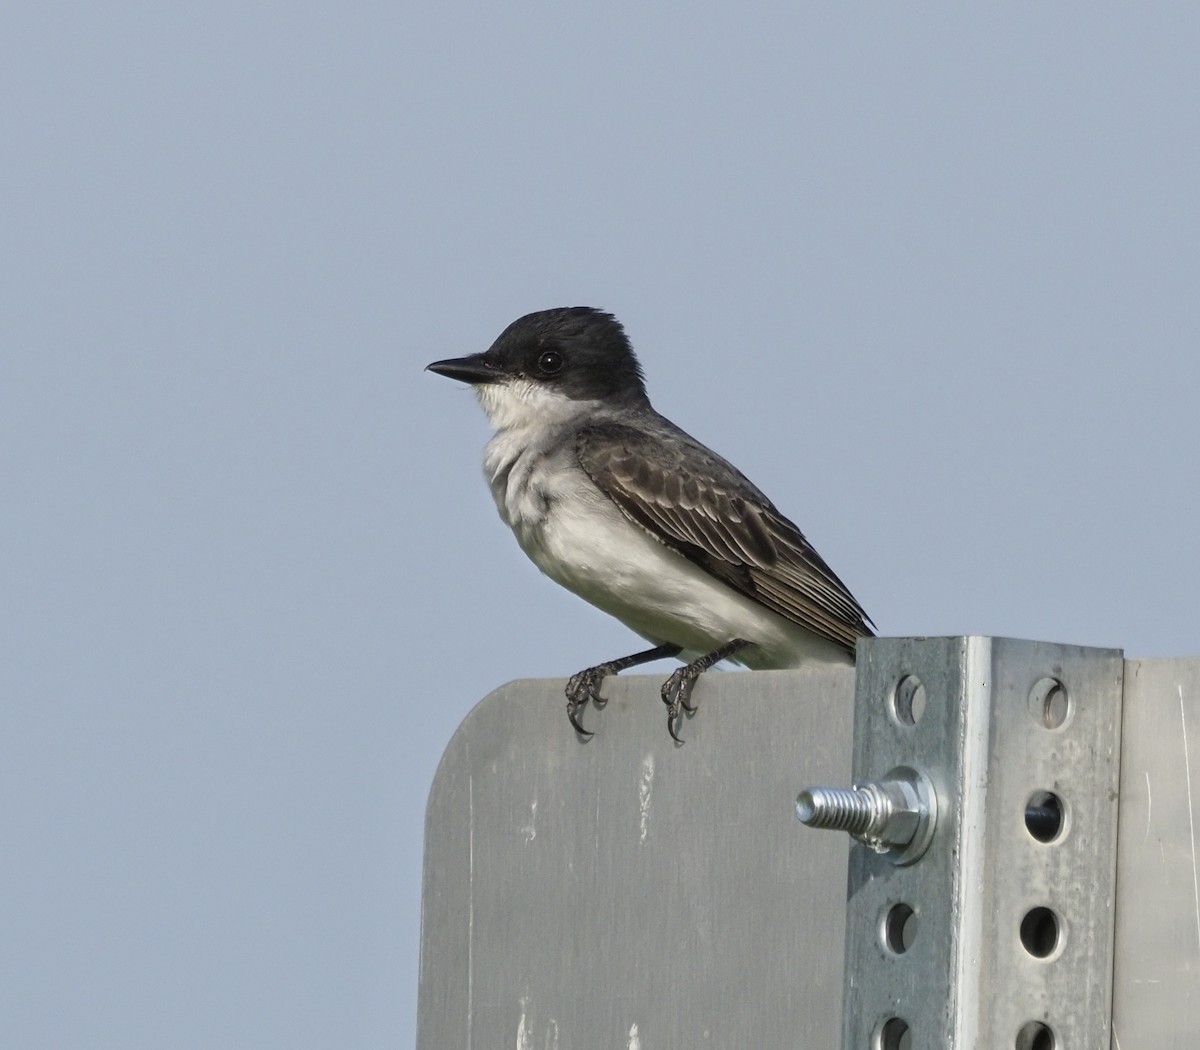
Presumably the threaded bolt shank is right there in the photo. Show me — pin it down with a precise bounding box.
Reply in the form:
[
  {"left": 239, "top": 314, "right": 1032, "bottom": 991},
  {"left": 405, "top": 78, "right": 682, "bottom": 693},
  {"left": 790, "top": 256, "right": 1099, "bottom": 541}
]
[{"left": 795, "top": 786, "right": 880, "bottom": 833}]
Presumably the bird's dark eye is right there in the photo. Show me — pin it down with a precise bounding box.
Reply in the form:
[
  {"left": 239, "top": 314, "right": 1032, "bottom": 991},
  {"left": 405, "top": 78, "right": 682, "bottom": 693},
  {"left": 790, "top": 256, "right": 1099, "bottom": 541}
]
[{"left": 537, "top": 349, "right": 564, "bottom": 375}]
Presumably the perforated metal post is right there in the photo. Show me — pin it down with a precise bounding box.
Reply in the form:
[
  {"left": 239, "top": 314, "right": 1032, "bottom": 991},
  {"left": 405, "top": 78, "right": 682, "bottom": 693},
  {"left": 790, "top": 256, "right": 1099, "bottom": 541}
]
[{"left": 801, "top": 637, "right": 1124, "bottom": 1048}]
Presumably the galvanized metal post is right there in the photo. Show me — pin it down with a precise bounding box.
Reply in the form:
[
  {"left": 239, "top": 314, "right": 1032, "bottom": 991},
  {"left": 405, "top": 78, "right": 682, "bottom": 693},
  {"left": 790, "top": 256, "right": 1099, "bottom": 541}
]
[{"left": 800, "top": 637, "right": 1124, "bottom": 1049}]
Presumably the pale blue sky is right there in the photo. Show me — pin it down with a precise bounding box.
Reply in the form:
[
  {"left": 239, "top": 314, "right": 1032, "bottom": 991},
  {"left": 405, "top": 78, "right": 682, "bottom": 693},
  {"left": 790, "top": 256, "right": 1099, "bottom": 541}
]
[{"left": 4, "top": 4, "right": 1198, "bottom": 1046}]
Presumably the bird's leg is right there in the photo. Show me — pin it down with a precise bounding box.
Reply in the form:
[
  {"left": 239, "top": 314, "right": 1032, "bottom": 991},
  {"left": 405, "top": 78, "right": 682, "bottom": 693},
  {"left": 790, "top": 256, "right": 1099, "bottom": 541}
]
[
  {"left": 565, "top": 644, "right": 683, "bottom": 737},
  {"left": 662, "top": 639, "right": 753, "bottom": 743}
]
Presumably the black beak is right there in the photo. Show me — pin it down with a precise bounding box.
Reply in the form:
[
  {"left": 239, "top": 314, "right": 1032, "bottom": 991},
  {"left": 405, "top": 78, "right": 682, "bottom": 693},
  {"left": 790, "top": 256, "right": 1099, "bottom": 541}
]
[{"left": 425, "top": 353, "right": 503, "bottom": 385}]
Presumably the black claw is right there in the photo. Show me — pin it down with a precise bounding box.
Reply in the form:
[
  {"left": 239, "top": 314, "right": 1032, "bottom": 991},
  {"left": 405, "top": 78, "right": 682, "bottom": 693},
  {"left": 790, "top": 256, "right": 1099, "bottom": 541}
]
[
  {"left": 565, "top": 663, "right": 618, "bottom": 737},
  {"left": 667, "top": 709, "right": 684, "bottom": 744},
  {"left": 661, "top": 669, "right": 693, "bottom": 743},
  {"left": 567, "top": 700, "right": 593, "bottom": 738}
]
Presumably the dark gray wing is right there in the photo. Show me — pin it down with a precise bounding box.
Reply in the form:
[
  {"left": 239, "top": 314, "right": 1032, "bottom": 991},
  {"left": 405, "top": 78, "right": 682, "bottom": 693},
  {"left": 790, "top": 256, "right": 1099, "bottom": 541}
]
[{"left": 576, "top": 418, "right": 874, "bottom": 654}]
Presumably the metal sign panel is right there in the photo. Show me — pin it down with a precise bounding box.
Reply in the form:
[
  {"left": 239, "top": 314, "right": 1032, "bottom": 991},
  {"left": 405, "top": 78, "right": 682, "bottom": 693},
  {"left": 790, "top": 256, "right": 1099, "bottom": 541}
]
[
  {"left": 1111, "top": 658, "right": 1200, "bottom": 1049},
  {"left": 417, "top": 666, "right": 855, "bottom": 1049}
]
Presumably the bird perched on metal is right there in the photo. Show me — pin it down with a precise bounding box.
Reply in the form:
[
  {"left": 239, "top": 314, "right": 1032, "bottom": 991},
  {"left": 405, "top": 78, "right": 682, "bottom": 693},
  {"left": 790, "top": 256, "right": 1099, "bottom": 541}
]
[{"left": 427, "top": 307, "right": 873, "bottom": 741}]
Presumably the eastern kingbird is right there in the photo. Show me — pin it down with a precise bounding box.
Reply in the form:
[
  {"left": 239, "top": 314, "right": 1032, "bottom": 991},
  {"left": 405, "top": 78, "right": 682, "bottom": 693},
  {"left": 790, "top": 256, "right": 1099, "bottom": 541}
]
[{"left": 428, "top": 307, "right": 874, "bottom": 741}]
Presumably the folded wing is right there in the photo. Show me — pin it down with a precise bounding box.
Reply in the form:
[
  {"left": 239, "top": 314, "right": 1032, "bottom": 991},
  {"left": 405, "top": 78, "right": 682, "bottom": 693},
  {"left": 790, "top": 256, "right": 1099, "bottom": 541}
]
[{"left": 576, "top": 420, "right": 874, "bottom": 654}]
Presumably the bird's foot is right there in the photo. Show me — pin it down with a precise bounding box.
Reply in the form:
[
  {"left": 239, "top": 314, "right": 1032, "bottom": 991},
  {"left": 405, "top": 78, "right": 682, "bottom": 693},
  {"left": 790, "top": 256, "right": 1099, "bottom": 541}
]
[
  {"left": 565, "top": 662, "right": 620, "bottom": 737},
  {"left": 661, "top": 666, "right": 701, "bottom": 743},
  {"left": 659, "top": 639, "right": 753, "bottom": 743}
]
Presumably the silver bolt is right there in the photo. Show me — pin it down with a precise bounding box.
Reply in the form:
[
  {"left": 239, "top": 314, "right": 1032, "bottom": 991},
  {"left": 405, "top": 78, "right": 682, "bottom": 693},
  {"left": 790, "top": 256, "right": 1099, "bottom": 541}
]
[
  {"left": 795, "top": 785, "right": 873, "bottom": 829},
  {"left": 796, "top": 766, "right": 937, "bottom": 865}
]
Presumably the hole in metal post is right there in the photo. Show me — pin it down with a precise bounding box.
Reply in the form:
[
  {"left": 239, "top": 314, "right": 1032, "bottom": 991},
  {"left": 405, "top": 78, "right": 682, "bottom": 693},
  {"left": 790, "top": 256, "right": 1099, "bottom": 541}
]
[
  {"left": 1025, "top": 791, "right": 1066, "bottom": 843},
  {"left": 890, "top": 675, "right": 926, "bottom": 726},
  {"left": 1015, "top": 1020, "right": 1056, "bottom": 1050},
  {"left": 1019, "top": 907, "right": 1060, "bottom": 958},
  {"left": 875, "top": 1017, "right": 911, "bottom": 1050},
  {"left": 1028, "top": 677, "right": 1071, "bottom": 730},
  {"left": 882, "top": 903, "right": 918, "bottom": 954}
]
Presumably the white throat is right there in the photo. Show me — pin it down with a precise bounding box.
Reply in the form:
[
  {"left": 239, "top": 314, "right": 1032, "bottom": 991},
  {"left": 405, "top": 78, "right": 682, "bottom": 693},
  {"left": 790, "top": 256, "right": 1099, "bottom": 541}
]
[
  {"left": 476, "top": 379, "right": 599, "bottom": 532},
  {"left": 475, "top": 378, "right": 593, "bottom": 433}
]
